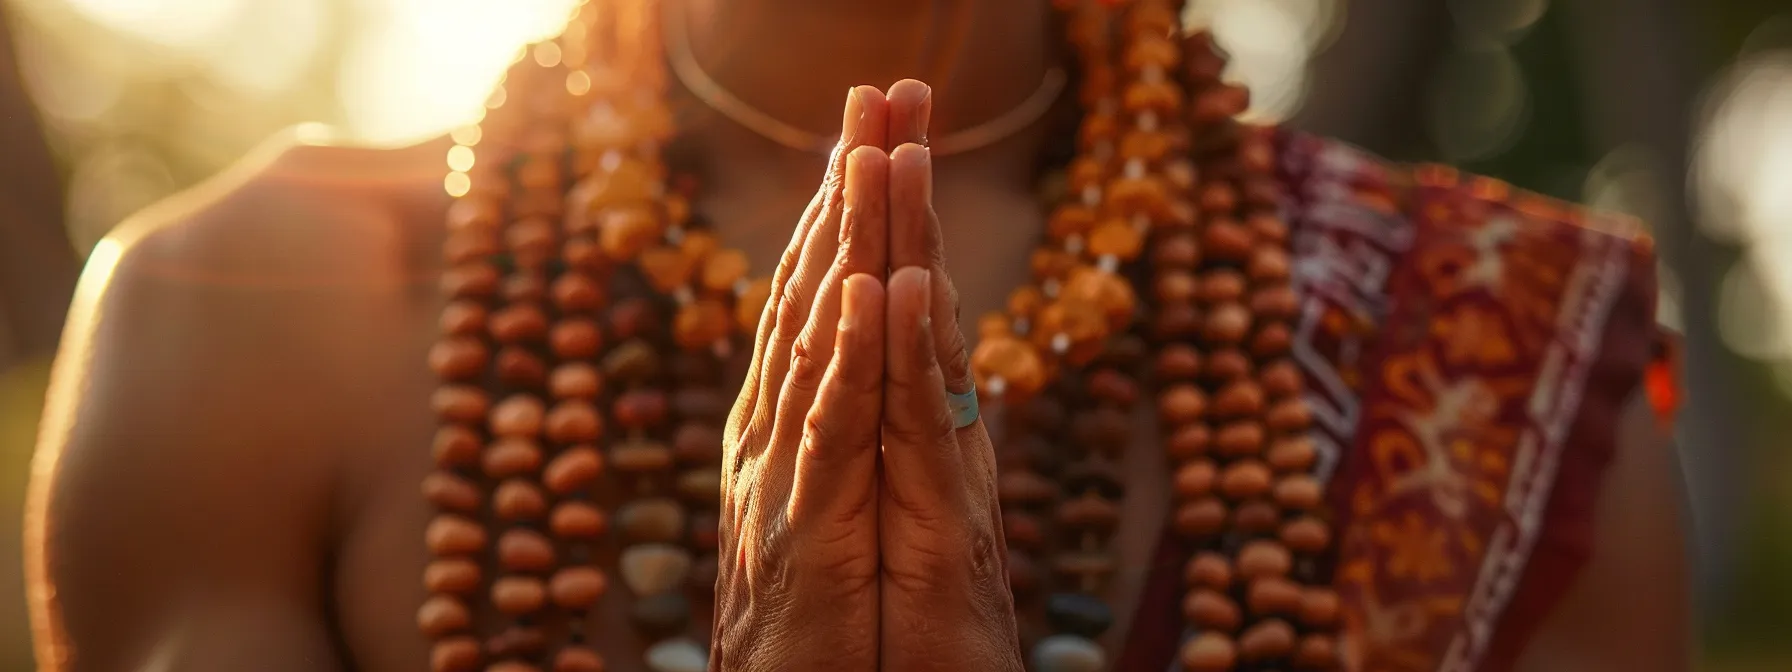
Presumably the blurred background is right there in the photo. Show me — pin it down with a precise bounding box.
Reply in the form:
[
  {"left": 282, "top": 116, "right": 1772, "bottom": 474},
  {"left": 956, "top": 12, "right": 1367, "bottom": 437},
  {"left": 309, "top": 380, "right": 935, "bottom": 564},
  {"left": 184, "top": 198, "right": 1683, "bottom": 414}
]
[{"left": 0, "top": 0, "right": 1787, "bottom": 668}]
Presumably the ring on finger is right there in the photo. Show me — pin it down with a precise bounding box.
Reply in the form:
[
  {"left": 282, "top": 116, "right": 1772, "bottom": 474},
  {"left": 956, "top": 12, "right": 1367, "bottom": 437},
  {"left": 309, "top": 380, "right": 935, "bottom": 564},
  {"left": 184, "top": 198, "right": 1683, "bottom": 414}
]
[{"left": 947, "top": 385, "right": 980, "bottom": 430}]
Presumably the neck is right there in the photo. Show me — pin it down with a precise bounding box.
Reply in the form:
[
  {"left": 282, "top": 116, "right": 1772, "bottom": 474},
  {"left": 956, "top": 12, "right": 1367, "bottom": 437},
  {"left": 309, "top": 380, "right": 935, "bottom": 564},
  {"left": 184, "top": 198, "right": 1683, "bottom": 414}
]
[{"left": 679, "top": 0, "right": 1056, "bottom": 150}]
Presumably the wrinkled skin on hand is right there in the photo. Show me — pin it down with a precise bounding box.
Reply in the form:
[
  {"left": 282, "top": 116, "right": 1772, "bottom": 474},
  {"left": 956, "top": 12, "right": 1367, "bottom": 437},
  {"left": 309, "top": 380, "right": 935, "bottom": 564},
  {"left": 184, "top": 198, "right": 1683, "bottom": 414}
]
[{"left": 712, "top": 80, "right": 1021, "bottom": 672}]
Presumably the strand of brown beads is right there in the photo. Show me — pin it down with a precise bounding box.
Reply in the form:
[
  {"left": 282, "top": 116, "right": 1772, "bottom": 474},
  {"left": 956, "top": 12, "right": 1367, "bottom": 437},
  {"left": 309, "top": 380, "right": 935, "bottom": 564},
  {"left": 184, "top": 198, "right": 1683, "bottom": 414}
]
[{"left": 1163, "top": 26, "right": 1342, "bottom": 672}]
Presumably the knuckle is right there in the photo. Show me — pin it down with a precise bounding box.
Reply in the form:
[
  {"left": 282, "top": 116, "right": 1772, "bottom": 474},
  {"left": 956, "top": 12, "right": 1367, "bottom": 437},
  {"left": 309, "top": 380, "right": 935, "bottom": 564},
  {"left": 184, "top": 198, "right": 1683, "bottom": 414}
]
[
  {"left": 786, "top": 345, "right": 826, "bottom": 394},
  {"left": 774, "top": 292, "right": 806, "bottom": 329},
  {"left": 883, "top": 413, "right": 950, "bottom": 448}
]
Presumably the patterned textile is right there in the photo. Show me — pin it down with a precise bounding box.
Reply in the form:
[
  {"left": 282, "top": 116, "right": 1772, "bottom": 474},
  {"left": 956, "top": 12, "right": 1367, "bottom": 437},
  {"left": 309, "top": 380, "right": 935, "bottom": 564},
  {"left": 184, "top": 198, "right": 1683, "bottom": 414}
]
[{"left": 1118, "top": 131, "right": 1663, "bottom": 672}]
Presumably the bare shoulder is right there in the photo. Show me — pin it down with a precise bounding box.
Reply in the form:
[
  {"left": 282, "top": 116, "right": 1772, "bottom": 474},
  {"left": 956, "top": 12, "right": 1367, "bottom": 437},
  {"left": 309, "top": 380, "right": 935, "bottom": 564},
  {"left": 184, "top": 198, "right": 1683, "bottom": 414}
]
[{"left": 24, "top": 129, "right": 449, "bottom": 670}]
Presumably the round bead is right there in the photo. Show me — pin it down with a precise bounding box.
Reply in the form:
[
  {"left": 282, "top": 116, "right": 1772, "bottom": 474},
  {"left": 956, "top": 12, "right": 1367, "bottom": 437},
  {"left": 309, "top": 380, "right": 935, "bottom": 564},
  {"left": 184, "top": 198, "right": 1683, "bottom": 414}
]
[
  {"left": 1045, "top": 593, "right": 1115, "bottom": 638},
  {"left": 1179, "top": 632, "right": 1237, "bottom": 672},
  {"left": 498, "top": 529, "right": 556, "bottom": 572},
  {"left": 1198, "top": 270, "right": 1247, "bottom": 304},
  {"left": 425, "top": 515, "right": 486, "bottom": 555},
  {"left": 422, "top": 472, "right": 482, "bottom": 513},
  {"left": 551, "top": 272, "right": 606, "bottom": 313},
  {"left": 736, "top": 278, "right": 773, "bottom": 332},
  {"left": 701, "top": 249, "right": 750, "bottom": 292},
  {"left": 676, "top": 469, "right": 722, "bottom": 504},
  {"left": 1252, "top": 285, "right": 1301, "bottom": 320},
  {"left": 430, "top": 636, "right": 481, "bottom": 672},
  {"left": 429, "top": 338, "right": 488, "bottom": 380},
  {"left": 1233, "top": 500, "right": 1283, "bottom": 534},
  {"left": 1248, "top": 576, "right": 1304, "bottom": 615},
  {"left": 550, "top": 566, "right": 608, "bottom": 609},
  {"left": 1201, "top": 219, "right": 1254, "bottom": 261},
  {"left": 614, "top": 390, "right": 670, "bottom": 428},
  {"left": 1218, "top": 460, "right": 1272, "bottom": 500},
  {"left": 424, "top": 559, "right": 482, "bottom": 595},
  {"left": 441, "top": 263, "right": 499, "bottom": 300},
  {"left": 487, "top": 663, "right": 541, "bottom": 672},
  {"left": 620, "top": 543, "right": 695, "bottom": 596},
  {"left": 492, "top": 576, "right": 547, "bottom": 615},
  {"left": 1174, "top": 498, "right": 1227, "bottom": 537},
  {"left": 644, "top": 638, "right": 708, "bottom": 672},
  {"left": 1259, "top": 359, "right": 1304, "bottom": 398},
  {"left": 495, "top": 347, "right": 547, "bottom": 387},
  {"left": 971, "top": 335, "right": 1049, "bottom": 398},
  {"left": 550, "top": 318, "right": 604, "bottom": 359},
  {"left": 1275, "top": 474, "right": 1324, "bottom": 510},
  {"left": 550, "top": 501, "right": 608, "bottom": 539},
  {"left": 483, "top": 438, "right": 543, "bottom": 478},
  {"left": 543, "top": 446, "right": 604, "bottom": 494},
  {"left": 432, "top": 386, "right": 490, "bottom": 423},
  {"left": 1215, "top": 422, "right": 1266, "bottom": 457},
  {"left": 1184, "top": 551, "right": 1233, "bottom": 590},
  {"left": 1182, "top": 589, "right": 1240, "bottom": 630},
  {"left": 490, "top": 395, "right": 546, "bottom": 438},
  {"left": 1237, "top": 540, "right": 1294, "bottom": 580},
  {"left": 487, "top": 625, "right": 548, "bottom": 659},
  {"left": 1267, "top": 397, "right": 1314, "bottom": 431},
  {"left": 1249, "top": 246, "right": 1292, "bottom": 282},
  {"left": 619, "top": 498, "right": 687, "bottom": 543},
  {"left": 550, "top": 363, "right": 603, "bottom": 399},
  {"left": 545, "top": 400, "right": 603, "bottom": 444},
  {"left": 1165, "top": 424, "right": 1211, "bottom": 460},
  {"left": 432, "top": 425, "right": 482, "bottom": 467},
  {"left": 612, "top": 440, "right": 675, "bottom": 474},
  {"left": 1268, "top": 437, "right": 1319, "bottom": 472},
  {"left": 1154, "top": 233, "right": 1200, "bottom": 269},
  {"left": 1282, "top": 516, "right": 1333, "bottom": 553},
  {"left": 494, "top": 479, "right": 549, "bottom": 521},
  {"left": 1172, "top": 459, "right": 1217, "bottom": 499},
  {"left": 673, "top": 300, "right": 733, "bottom": 349},
  {"left": 998, "top": 471, "right": 1060, "bottom": 505},
  {"left": 1032, "top": 635, "right": 1106, "bottom": 672},
  {"left": 1252, "top": 323, "right": 1294, "bottom": 357},
  {"left": 1157, "top": 385, "right": 1206, "bottom": 426},
  {"left": 489, "top": 304, "right": 549, "bottom": 343},
  {"left": 673, "top": 424, "right": 724, "bottom": 465},
  {"left": 552, "top": 647, "right": 607, "bottom": 672},
  {"left": 416, "top": 594, "right": 471, "bottom": 636},
  {"left": 439, "top": 301, "right": 488, "bottom": 336},
  {"left": 1240, "top": 618, "right": 1297, "bottom": 661},
  {"left": 1086, "top": 370, "right": 1140, "bottom": 406},
  {"left": 1295, "top": 634, "right": 1339, "bottom": 669},
  {"left": 630, "top": 593, "right": 693, "bottom": 638},
  {"left": 1204, "top": 349, "right": 1251, "bottom": 382},
  {"left": 1301, "top": 587, "right": 1341, "bottom": 626},
  {"left": 602, "top": 340, "right": 661, "bottom": 382},
  {"left": 1203, "top": 303, "right": 1252, "bottom": 344}
]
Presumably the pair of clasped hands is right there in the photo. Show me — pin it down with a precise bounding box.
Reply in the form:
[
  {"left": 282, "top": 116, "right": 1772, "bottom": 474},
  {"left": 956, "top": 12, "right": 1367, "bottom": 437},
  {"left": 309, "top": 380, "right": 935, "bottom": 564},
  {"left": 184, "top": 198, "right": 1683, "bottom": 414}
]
[{"left": 715, "top": 80, "right": 1024, "bottom": 670}]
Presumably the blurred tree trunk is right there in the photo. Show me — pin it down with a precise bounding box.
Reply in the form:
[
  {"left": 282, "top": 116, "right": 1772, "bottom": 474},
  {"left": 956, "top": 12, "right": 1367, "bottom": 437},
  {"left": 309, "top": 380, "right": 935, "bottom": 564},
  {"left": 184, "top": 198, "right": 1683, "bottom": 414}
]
[{"left": 0, "top": 6, "right": 78, "bottom": 374}]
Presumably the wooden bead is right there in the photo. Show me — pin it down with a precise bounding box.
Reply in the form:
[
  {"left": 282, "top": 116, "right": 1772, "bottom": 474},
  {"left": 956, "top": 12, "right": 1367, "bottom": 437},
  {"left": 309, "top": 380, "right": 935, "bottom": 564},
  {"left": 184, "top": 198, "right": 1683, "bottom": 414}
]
[
  {"left": 1248, "top": 246, "right": 1292, "bottom": 282},
  {"left": 502, "top": 271, "right": 549, "bottom": 303},
  {"left": 1219, "top": 460, "right": 1272, "bottom": 500},
  {"left": 1282, "top": 516, "right": 1332, "bottom": 553},
  {"left": 1153, "top": 233, "right": 1200, "bottom": 269},
  {"left": 1204, "top": 349, "right": 1251, "bottom": 382},
  {"left": 1252, "top": 322, "right": 1293, "bottom": 357},
  {"left": 550, "top": 501, "right": 609, "bottom": 539},
  {"left": 1247, "top": 576, "right": 1304, "bottom": 614},
  {"left": 417, "top": 594, "right": 471, "bottom": 636},
  {"left": 544, "top": 446, "right": 604, "bottom": 494},
  {"left": 1274, "top": 474, "right": 1324, "bottom": 510},
  {"left": 1215, "top": 422, "right": 1266, "bottom": 457},
  {"left": 487, "top": 625, "right": 548, "bottom": 659},
  {"left": 550, "top": 363, "right": 603, "bottom": 400},
  {"left": 1251, "top": 285, "right": 1300, "bottom": 320},
  {"left": 487, "top": 662, "right": 542, "bottom": 672},
  {"left": 672, "top": 424, "right": 723, "bottom": 465},
  {"left": 546, "top": 400, "right": 603, "bottom": 443},
  {"left": 490, "top": 395, "right": 546, "bottom": 438},
  {"left": 1197, "top": 270, "right": 1246, "bottom": 305},
  {"left": 1179, "top": 632, "right": 1238, "bottom": 672},
  {"left": 1294, "top": 635, "right": 1339, "bottom": 670},
  {"left": 1056, "top": 493, "right": 1121, "bottom": 531},
  {"left": 432, "top": 386, "right": 490, "bottom": 424},
  {"left": 490, "top": 304, "right": 549, "bottom": 343},
  {"left": 1239, "top": 619, "right": 1297, "bottom": 661},
  {"left": 498, "top": 529, "right": 556, "bottom": 572},
  {"left": 492, "top": 576, "right": 547, "bottom": 615},
  {"left": 439, "top": 301, "right": 488, "bottom": 336},
  {"left": 1182, "top": 589, "right": 1241, "bottom": 631},
  {"left": 441, "top": 263, "right": 499, "bottom": 300},
  {"left": 426, "top": 515, "right": 487, "bottom": 555},
  {"left": 429, "top": 338, "right": 488, "bottom": 380},
  {"left": 1165, "top": 424, "right": 1211, "bottom": 460},
  {"left": 1201, "top": 219, "right": 1254, "bottom": 262},
  {"left": 424, "top": 559, "right": 482, "bottom": 595},
  {"left": 1211, "top": 381, "right": 1265, "bottom": 418},
  {"left": 1174, "top": 497, "right": 1227, "bottom": 537},
  {"left": 553, "top": 646, "right": 608, "bottom": 672},
  {"left": 1301, "top": 587, "right": 1341, "bottom": 627},
  {"left": 550, "top": 318, "right": 604, "bottom": 359},
  {"left": 607, "top": 299, "right": 662, "bottom": 341},
  {"left": 550, "top": 566, "right": 608, "bottom": 609},
  {"left": 1233, "top": 500, "right": 1282, "bottom": 535},
  {"left": 602, "top": 340, "right": 660, "bottom": 382},
  {"left": 1202, "top": 302, "right": 1252, "bottom": 344},
  {"left": 1157, "top": 385, "right": 1206, "bottom": 426},
  {"left": 674, "top": 300, "right": 732, "bottom": 349},
  {"left": 1267, "top": 437, "right": 1318, "bottom": 472},
  {"left": 998, "top": 471, "right": 1060, "bottom": 505},
  {"left": 551, "top": 272, "right": 606, "bottom": 313},
  {"left": 1237, "top": 540, "right": 1293, "bottom": 581},
  {"left": 1152, "top": 303, "right": 1201, "bottom": 341},
  {"left": 614, "top": 390, "right": 670, "bottom": 429},
  {"left": 433, "top": 426, "right": 482, "bottom": 468},
  {"left": 1155, "top": 344, "right": 1202, "bottom": 381},
  {"left": 1172, "top": 459, "right": 1217, "bottom": 499},
  {"left": 422, "top": 472, "right": 482, "bottom": 513},
  {"left": 494, "top": 479, "right": 549, "bottom": 521},
  {"left": 430, "top": 636, "right": 481, "bottom": 672},
  {"left": 1267, "top": 398, "right": 1314, "bottom": 431},
  {"left": 495, "top": 347, "right": 547, "bottom": 388},
  {"left": 736, "top": 277, "right": 773, "bottom": 332},
  {"left": 1086, "top": 370, "right": 1140, "bottom": 407},
  {"left": 1184, "top": 551, "right": 1233, "bottom": 590},
  {"left": 1154, "top": 270, "right": 1198, "bottom": 304},
  {"left": 1260, "top": 359, "right": 1304, "bottom": 398},
  {"left": 484, "top": 438, "right": 543, "bottom": 478},
  {"left": 612, "top": 440, "right": 674, "bottom": 474}
]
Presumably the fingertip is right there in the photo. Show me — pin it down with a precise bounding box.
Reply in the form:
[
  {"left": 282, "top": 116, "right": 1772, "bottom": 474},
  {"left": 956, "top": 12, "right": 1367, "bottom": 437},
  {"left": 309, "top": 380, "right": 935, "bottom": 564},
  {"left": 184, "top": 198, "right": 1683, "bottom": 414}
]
[
  {"left": 890, "top": 143, "right": 930, "bottom": 167},
  {"left": 840, "top": 273, "right": 886, "bottom": 330}
]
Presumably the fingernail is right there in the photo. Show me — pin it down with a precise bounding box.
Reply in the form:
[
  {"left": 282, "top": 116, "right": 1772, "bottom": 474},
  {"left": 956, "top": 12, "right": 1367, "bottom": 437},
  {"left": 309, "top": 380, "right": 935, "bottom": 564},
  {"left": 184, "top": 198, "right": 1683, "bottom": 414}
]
[
  {"left": 840, "top": 87, "right": 864, "bottom": 146},
  {"left": 918, "top": 84, "right": 933, "bottom": 146},
  {"left": 918, "top": 273, "right": 932, "bottom": 334},
  {"left": 839, "top": 277, "right": 861, "bottom": 330}
]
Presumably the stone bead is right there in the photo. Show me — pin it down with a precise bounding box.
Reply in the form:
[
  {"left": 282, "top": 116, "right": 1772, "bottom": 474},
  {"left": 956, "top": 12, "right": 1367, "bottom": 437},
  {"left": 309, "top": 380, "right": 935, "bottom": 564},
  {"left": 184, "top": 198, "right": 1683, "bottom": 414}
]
[
  {"left": 1055, "top": 493, "right": 1120, "bottom": 532},
  {"left": 551, "top": 272, "right": 606, "bottom": 313},
  {"left": 1275, "top": 475, "right": 1324, "bottom": 510},
  {"left": 426, "top": 515, "right": 486, "bottom": 555},
  {"left": 432, "top": 386, "right": 490, "bottom": 424},
  {"left": 1234, "top": 500, "right": 1283, "bottom": 535},
  {"left": 550, "top": 566, "right": 608, "bottom": 609},
  {"left": 1172, "top": 459, "right": 1217, "bottom": 499},
  {"left": 1219, "top": 460, "right": 1272, "bottom": 500},
  {"left": 492, "top": 576, "right": 547, "bottom": 615},
  {"left": 544, "top": 446, "right": 604, "bottom": 495},
  {"left": 550, "top": 501, "right": 609, "bottom": 539},
  {"left": 676, "top": 469, "right": 722, "bottom": 504},
  {"left": 619, "top": 498, "right": 686, "bottom": 543},
  {"left": 441, "top": 263, "right": 499, "bottom": 300},
  {"left": 546, "top": 401, "right": 603, "bottom": 444},
  {"left": 494, "top": 479, "right": 548, "bottom": 521},
  {"left": 491, "top": 396, "right": 546, "bottom": 438},
  {"left": 673, "top": 424, "right": 723, "bottom": 465},
  {"left": 1216, "top": 421, "right": 1266, "bottom": 457},
  {"left": 1248, "top": 576, "right": 1304, "bottom": 615},
  {"left": 630, "top": 593, "right": 692, "bottom": 638},
  {"left": 602, "top": 340, "right": 661, "bottom": 383},
  {"left": 483, "top": 439, "right": 543, "bottom": 478},
  {"left": 489, "top": 304, "right": 549, "bottom": 343},
  {"left": 487, "top": 626, "right": 548, "bottom": 659},
  {"left": 496, "top": 347, "right": 548, "bottom": 388},
  {"left": 644, "top": 638, "right": 708, "bottom": 672},
  {"left": 1045, "top": 593, "right": 1114, "bottom": 638},
  {"left": 498, "top": 529, "right": 556, "bottom": 572},
  {"left": 1238, "top": 540, "right": 1294, "bottom": 580},
  {"left": 422, "top": 472, "right": 482, "bottom": 513},
  {"left": 429, "top": 338, "right": 488, "bottom": 381},
  {"left": 997, "top": 471, "right": 1060, "bottom": 505},
  {"left": 1203, "top": 302, "right": 1252, "bottom": 344},
  {"left": 1155, "top": 344, "right": 1202, "bottom": 381},
  {"left": 1295, "top": 634, "right": 1339, "bottom": 670},
  {"left": 1182, "top": 589, "right": 1240, "bottom": 631},
  {"left": 1240, "top": 618, "right": 1297, "bottom": 661},
  {"left": 1252, "top": 285, "right": 1301, "bottom": 321},
  {"left": 1185, "top": 551, "right": 1233, "bottom": 590},
  {"left": 673, "top": 300, "right": 732, "bottom": 350},
  {"left": 1157, "top": 385, "right": 1206, "bottom": 426},
  {"left": 1201, "top": 218, "right": 1255, "bottom": 262},
  {"left": 1282, "top": 516, "right": 1332, "bottom": 553},
  {"left": 417, "top": 594, "right": 471, "bottom": 636},
  {"left": 433, "top": 426, "right": 483, "bottom": 469},
  {"left": 1301, "top": 587, "right": 1341, "bottom": 627},
  {"left": 552, "top": 646, "right": 607, "bottom": 672},
  {"left": 1267, "top": 437, "right": 1318, "bottom": 472},
  {"left": 1174, "top": 498, "right": 1227, "bottom": 537},
  {"left": 1031, "top": 635, "right": 1105, "bottom": 672},
  {"left": 550, "top": 319, "right": 604, "bottom": 359},
  {"left": 971, "top": 335, "right": 1048, "bottom": 398},
  {"left": 430, "top": 636, "right": 482, "bottom": 672},
  {"left": 1004, "top": 512, "right": 1045, "bottom": 550},
  {"left": 424, "top": 559, "right": 482, "bottom": 595},
  {"left": 673, "top": 389, "right": 730, "bottom": 422},
  {"left": 612, "top": 440, "right": 674, "bottom": 474},
  {"left": 1179, "top": 632, "right": 1238, "bottom": 672},
  {"left": 614, "top": 390, "right": 670, "bottom": 429},
  {"left": 735, "top": 277, "right": 773, "bottom": 332},
  {"left": 1165, "top": 424, "right": 1211, "bottom": 460},
  {"left": 621, "top": 543, "right": 694, "bottom": 596}
]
